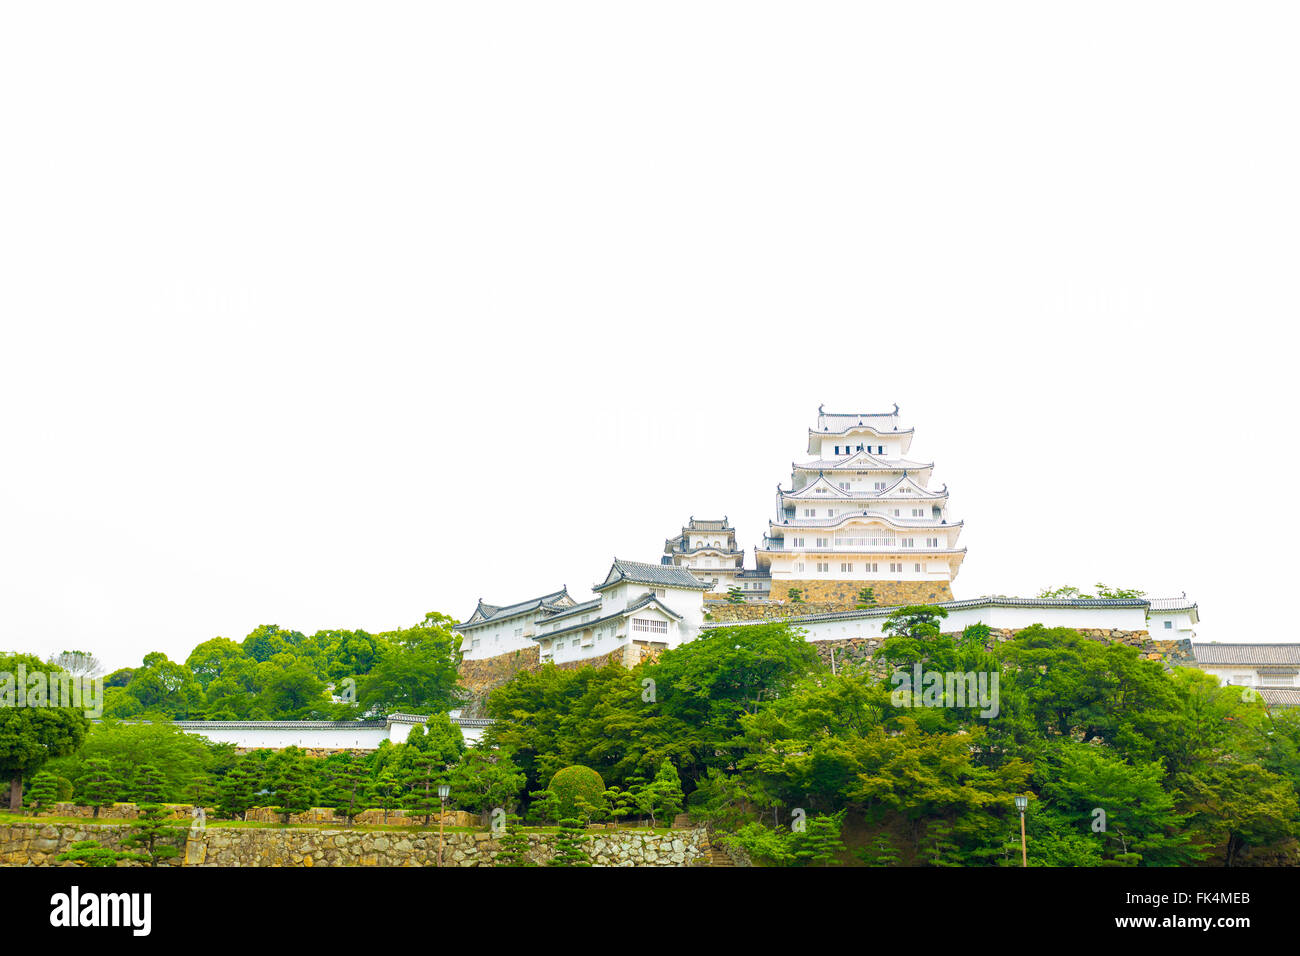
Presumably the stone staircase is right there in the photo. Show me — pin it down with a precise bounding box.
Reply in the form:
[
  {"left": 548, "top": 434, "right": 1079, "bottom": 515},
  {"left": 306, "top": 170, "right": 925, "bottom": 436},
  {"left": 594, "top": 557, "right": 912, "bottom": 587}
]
[{"left": 706, "top": 842, "right": 736, "bottom": 867}]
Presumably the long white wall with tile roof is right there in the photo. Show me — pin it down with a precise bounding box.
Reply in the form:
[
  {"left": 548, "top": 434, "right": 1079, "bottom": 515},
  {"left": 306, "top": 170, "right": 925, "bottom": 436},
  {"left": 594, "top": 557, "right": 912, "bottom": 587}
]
[
  {"left": 702, "top": 597, "right": 1154, "bottom": 642},
  {"left": 165, "top": 713, "right": 489, "bottom": 750}
]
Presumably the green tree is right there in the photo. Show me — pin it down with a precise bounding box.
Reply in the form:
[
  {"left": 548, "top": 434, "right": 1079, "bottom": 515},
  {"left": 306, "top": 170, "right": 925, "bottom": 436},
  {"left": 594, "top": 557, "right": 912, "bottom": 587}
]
[
  {"left": 216, "top": 763, "right": 258, "bottom": 820},
  {"left": 25, "top": 771, "right": 60, "bottom": 814},
  {"left": 357, "top": 613, "right": 463, "bottom": 714},
  {"left": 603, "top": 784, "right": 639, "bottom": 829},
  {"left": 367, "top": 771, "right": 401, "bottom": 824},
  {"left": 792, "top": 810, "right": 846, "bottom": 866},
  {"left": 493, "top": 815, "right": 534, "bottom": 866},
  {"left": 917, "top": 822, "right": 961, "bottom": 867},
  {"left": 450, "top": 748, "right": 526, "bottom": 826},
  {"left": 121, "top": 804, "right": 182, "bottom": 867},
  {"left": 548, "top": 817, "right": 591, "bottom": 867},
  {"left": 1037, "top": 584, "right": 1145, "bottom": 600},
  {"left": 58, "top": 840, "right": 124, "bottom": 867},
  {"left": 857, "top": 832, "right": 901, "bottom": 866},
  {"left": 1178, "top": 760, "right": 1299, "bottom": 866},
  {"left": 0, "top": 653, "right": 90, "bottom": 809},
  {"left": 417, "top": 712, "right": 467, "bottom": 766},
  {"left": 257, "top": 663, "right": 329, "bottom": 718},
  {"left": 269, "top": 747, "right": 316, "bottom": 816},
  {"left": 74, "top": 757, "right": 121, "bottom": 817},
  {"left": 123, "top": 652, "right": 203, "bottom": 718},
  {"left": 635, "top": 759, "right": 684, "bottom": 828},
  {"left": 132, "top": 763, "right": 169, "bottom": 804},
  {"left": 184, "top": 637, "right": 244, "bottom": 691},
  {"left": 320, "top": 753, "right": 370, "bottom": 819},
  {"left": 1034, "top": 741, "right": 1204, "bottom": 866},
  {"left": 241, "top": 624, "right": 305, "bottom": 663},
  {"left": 723, "top": 822, "right": 795, "bottom": 866},
  {"left": 52, "top": 719, "right": 214, "bottom": 804},
  {"left": 547, "top": 766, "right": 607, "bottom": 823},
  {"left": 726, "top": 586, "right": 745, "bottom": 604},
  {"left": 182, "top": 773, "right": 215, "bottom": 809},
  {"left": 400, "top": 751, "right": 445, "bottom": 826}
]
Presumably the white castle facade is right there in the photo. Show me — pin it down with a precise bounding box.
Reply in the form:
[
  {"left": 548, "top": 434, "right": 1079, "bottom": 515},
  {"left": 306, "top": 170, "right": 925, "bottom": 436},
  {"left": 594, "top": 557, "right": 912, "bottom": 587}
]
[
  {"left": 758, "top": 405, "right": 962, "bottom": 605},
  {"left": 456, "top": 406, "right": 1205, "bottom": 670}
]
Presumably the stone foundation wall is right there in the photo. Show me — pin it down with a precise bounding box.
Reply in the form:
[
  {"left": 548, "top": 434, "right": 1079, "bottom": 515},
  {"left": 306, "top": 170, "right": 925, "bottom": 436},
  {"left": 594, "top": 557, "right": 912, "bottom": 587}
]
[
  {"left": 457, "top": 647, "right": 542, "bottom": 717},
  {"left": 769, "top": 579, "right": 953, "bottom": 606},
  {"left": 707, "top": 601, "right": 861, "bottom": 623},
  {"left": 457, "top": 644, "right": 661, "bottom": 716},
  {"left": 0, "top": 821, "right": 711, "bottom": 867},
  {"left": 809, "top": 628, "right": 1187, "bottom": 675},
  {"left": 36, "top": 802, "right": 208, "bottom": 821}
]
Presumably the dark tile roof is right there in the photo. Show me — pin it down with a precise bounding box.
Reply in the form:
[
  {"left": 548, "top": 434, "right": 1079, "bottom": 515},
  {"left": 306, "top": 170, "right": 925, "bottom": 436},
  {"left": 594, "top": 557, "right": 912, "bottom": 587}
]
[
  {"left": 595, "top": 558, "right": 713, "bottom": 592},
  {"left": 1192, "top": 644, "right": 1300, "bottom": 666},
  {"left": 816, "top": 405, "right": 899, "bottom": 432},
  {"left": 537, "top": 593, "right": 683, "bottom": 641},
  {"left": 533, "top": 597, "right": 602, "bottom": 627},
  {"left": 173, "top": 720, "right": 388, "bottom": 730},
  {"left": 458, "top": 588, "right": 573, "bottom": 629},
  {"left": 1260, "top": 688, "right": 1300, "bottom": 708},
  {"left": 685, "top": 517, "right": 733, "bottom": 532}
]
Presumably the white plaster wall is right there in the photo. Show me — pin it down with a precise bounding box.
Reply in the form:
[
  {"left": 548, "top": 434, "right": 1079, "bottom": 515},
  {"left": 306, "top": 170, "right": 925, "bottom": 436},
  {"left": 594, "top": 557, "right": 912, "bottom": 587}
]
[
  {"left": 458, "top": 610, "right": 543, "bottom": 661},
  {"left": 175, "top": 718, "right": 485, "bottom": 750},
  {"left": 178, "top": 724, "right": 389, "bottom": 750},
  {"left": 545, "top": 627, "right": 625, "bottom": 665},
  {"left": 1148, "top": 611, "right": 1196, "bottom": 638}
]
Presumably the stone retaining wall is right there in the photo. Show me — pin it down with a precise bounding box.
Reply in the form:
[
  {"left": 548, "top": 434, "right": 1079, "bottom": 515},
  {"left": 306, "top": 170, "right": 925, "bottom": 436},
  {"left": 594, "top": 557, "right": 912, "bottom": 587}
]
[
  {"left": 38, "top": 802, "right": 207, "bottom": 821},
  {"left": 456, "top": 610, "right": 1194, "bottom": 709},
  {"left": 810, "top": 629, "right": 1191, "bottom": 674},
  {"left": 457, "top": 647, "right": 541, "bottom": 717},
  {"left": 769, "top": 579, "right": 954, "bottom": 606},
  {"left": 0, "top": 821, "right": 710, "bottom": 867},
  {"left": 705, "top": 601, "right": 858, "bottom": 623},
  {"left": 457, "top": 644, "right": 661, "bottom": 717}
]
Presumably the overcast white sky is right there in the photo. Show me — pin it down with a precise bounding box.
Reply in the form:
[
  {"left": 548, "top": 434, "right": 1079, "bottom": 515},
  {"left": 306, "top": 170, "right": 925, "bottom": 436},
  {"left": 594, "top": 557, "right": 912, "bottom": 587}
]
[{"left": 2, "top": 3, "right": 1297, "bottom": 670}]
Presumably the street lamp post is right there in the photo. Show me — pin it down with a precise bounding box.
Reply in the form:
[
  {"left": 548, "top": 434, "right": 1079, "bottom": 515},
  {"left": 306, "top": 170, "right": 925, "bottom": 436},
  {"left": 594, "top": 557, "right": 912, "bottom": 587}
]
[
  {"left": 437, "top": 784, "right": 450, "bottom": 867},
  {"left": 1014, "top": 795, "right": 1028, "bottom": 867}
]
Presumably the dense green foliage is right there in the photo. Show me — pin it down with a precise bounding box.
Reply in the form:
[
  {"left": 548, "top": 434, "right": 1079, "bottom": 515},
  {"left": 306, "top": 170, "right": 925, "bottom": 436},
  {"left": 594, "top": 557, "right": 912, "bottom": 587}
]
[
  {"left": 32, "top": 717, "right": 527, "bottom": 829},
  {"left": 0, "top": 652, "right": 91, "bottom": 808},
  {"left": 58, "top": 840, "right": 126, "bottom": 867},
  {"left": 481, "top": 613, "right": 1300, "bottom": 866},
  {"left": 95, "top": 613, "right": 462, "bottom": 721},
  {"left": 9, "top": 602, "right": 1300, "bottom": 867}
]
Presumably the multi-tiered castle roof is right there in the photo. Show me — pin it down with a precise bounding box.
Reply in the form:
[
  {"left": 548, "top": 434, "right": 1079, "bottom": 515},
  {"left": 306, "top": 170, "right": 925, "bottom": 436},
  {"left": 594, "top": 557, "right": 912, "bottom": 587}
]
[
  {"left": 663, "top": 516, "right": 744, "bottom": 591},
  {"left": 756, "top": 405, "right": 964, "bottom": 604}
]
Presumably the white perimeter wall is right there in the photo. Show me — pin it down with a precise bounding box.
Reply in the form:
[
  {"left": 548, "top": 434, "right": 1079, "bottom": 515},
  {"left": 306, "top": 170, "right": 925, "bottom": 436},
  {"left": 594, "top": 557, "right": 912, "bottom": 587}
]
[
  {"left": 174, "top": 718, "right": 485, "bottom": 750},
  {"left": 715, "top": 603, "right": 1152, "bottom": 643}
]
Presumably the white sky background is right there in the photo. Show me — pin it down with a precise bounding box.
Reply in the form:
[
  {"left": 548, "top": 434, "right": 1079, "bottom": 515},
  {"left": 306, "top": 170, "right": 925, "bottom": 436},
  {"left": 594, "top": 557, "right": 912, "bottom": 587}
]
[{"left": 2, "top": 3, "right": 1297, "bottom": 670}]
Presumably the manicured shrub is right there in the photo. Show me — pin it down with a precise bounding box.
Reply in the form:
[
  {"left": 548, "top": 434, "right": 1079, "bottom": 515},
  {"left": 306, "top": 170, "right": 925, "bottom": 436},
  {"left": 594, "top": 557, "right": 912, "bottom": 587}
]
[{"left": 547, "top": 765, "right": 606, "bottom": 821}]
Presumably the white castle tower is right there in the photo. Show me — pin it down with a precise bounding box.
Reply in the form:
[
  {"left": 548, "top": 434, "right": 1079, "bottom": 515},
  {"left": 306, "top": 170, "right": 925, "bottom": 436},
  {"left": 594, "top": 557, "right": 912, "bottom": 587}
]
[
  {"left": 755, "top": 405, "right": 964, "bottom": 605},
  {"left": 663, "top": 517, "right": 744, "bottom": 592}
]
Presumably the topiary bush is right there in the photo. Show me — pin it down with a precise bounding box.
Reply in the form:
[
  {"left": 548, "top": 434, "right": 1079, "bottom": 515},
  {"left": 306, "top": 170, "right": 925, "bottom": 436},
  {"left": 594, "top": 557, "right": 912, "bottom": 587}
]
[{"left": 547, "top": 766, "right": 606, "bottom": 822}]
